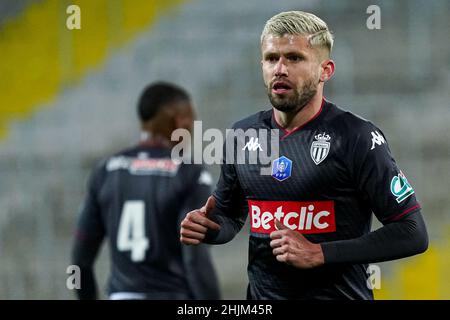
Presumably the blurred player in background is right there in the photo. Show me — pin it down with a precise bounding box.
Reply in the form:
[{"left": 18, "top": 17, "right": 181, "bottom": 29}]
[
  {"left": 71, "top": 82, "right": 220, "bottom": 300},
  {"left": 180, "top": 11, "right": 428, "bottom": 299}
]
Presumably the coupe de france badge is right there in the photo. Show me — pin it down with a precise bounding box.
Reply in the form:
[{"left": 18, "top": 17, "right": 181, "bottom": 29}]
[
  {"left": 271, "top": 156, "right": 292, "bottom": 181},
  {"left": 311, "top": 132, "right": 331, "bottom": 165},
  {"left": 390, "top": 171, "right": 415, "bottom": 203}
]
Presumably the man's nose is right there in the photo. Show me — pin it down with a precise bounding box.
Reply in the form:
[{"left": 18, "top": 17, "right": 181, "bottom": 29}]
[{"left": 274, "top": 58, "right": 288, "bottom": 77}]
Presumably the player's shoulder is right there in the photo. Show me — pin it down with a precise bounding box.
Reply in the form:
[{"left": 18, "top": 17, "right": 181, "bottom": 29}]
[
  {"left": 176, "top": 162, "right": 213, "bottom": 190},
  {"left": 85, "top": 155, "right": 110, "bottom": 189},
  {"left": 99, "top": 146, "right": 136, "bottom": 170},
  {"left": 325, "top": 101, "right": 391, "bottom": 156},
  {"left": 90, "top": 145, "right": 143, "bottom": 177},
  {"left": 179, "top": 162, "right": 206, "bottom": 177},
  {"left": 325, "top": 101, "right": 383, "bottom": 139},
  {"left": 230, "top": 109, "right": 272, "bottom": 130}
]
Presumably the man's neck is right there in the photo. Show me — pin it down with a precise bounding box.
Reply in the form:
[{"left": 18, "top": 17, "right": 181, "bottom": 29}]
[
  {"left": 139, "top": 131, "right": 173, "bottom": 148},
  {"left": 273, "top": 93, "right": 324, "bottom": 132}
]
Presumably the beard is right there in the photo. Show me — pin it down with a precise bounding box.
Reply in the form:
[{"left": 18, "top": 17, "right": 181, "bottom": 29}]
[{"left": 267, "top": 77, "right": 318, "bottom": 114}]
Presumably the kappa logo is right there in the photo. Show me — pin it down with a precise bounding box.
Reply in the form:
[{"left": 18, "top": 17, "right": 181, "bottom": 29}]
[
  {"left": 390, "top": 171, "right": 415, "bottom": 203},
  {"left": 370, "top": 131, "right": 386, "bottom": 150},
  {"left": 242, "top": 137, "right": 263, "bottom": 151},
  {"left": 310, "top": 132, "right": 331, "bottom": 165}
]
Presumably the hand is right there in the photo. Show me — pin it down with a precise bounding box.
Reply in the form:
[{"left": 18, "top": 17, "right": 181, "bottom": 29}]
[
  {"left": 180, "top": 196, "right": 221, "bottom": 245},
  {"left": 269, "top": 219, "right": 325, "bottom": 269}
]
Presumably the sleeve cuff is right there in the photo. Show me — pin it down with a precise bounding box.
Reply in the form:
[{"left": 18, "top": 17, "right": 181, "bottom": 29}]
[{"left": 320, "top": 241, "right": 341, "bottom": 264}]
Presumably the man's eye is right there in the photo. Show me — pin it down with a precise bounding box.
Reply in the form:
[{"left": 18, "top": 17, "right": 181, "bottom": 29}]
[
  {"left": 288, "top": 56, "right": 302, "bottom": 62},
  {"left": 266, "top": 56, "right": 278, "bottom": 62}
]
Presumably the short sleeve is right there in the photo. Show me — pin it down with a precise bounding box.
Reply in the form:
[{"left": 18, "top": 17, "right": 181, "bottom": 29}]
[{"left": 350, "top": 123, "right": 421, "bottom": 224}]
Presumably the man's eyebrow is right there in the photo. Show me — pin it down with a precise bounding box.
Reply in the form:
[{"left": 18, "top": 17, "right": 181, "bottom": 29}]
[
  {"left": 284, "top": 51, "right": 306, "bottom": 56},
  {"left": 263, "top": 51, "right": 279, "bottom": 57},
  {"left": 262, "top": 49, "right": 308, "bottom": 58}
]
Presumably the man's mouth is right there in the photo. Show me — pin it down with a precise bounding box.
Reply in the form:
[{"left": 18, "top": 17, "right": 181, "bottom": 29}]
[{"left": 271, "top": 81, "right": 293, "bottom": 94}]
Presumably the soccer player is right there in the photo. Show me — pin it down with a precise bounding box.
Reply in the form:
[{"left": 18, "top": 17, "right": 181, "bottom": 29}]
[
  {"left": 180, "top": 11, "right": 428, "bottom": 299},
  {"left": 71, "top": 82, "right": 220, "bottom": 300}
]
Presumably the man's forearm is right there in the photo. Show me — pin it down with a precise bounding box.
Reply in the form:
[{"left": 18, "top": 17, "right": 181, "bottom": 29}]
[
  {"left": 75, "top": 267, "right": 98, "bottom": 300},
  {"left": 321, "top": 211, "right": 428, "bottom": 264},
  {"left": 71, "top": 238, "right": 102, "bottom": 300},
  {"left": 204, "top": 213, "right": 244, "bottom": 244}
]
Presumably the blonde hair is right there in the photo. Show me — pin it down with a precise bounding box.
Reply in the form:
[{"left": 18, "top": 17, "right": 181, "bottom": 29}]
[{"left": 261, "top": 11, "right": 334, "bottom": 56}]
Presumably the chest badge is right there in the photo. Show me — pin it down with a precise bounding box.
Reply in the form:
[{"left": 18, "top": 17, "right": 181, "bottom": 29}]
[
  {"left": 271, "top": 156, "right": 292, "bottom": 181},
  {"left": 310, "top": 133, "right": 331, "bottom": 165}
]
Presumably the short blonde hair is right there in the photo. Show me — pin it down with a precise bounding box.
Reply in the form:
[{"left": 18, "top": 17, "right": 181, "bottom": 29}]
[{"left": 261, "top": 11, "right": 334, "bottom": 56}]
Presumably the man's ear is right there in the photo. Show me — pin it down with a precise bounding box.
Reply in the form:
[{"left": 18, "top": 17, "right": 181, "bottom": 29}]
[
  {"left": 320, "top": 59, "right": 335, "bottom": 82},
  {"left": 174, "top": 113, "right": 192, "bottom": 131},
  {"left": 174, "top": 114, "right": 183, "bottom": 129}
]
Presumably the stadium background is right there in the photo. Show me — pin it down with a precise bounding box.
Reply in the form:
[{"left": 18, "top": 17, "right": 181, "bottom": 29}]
[{"left": 0, "top": 0, "right": 449, "bottom": 299}]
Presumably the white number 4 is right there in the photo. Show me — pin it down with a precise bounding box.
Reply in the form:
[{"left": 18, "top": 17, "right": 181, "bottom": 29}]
[{"left": 117, "top": 201, "right": 149, "bottom": 262}]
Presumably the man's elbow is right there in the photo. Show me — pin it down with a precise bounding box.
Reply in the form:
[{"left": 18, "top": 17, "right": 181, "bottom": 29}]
[
  {"left": 71, "top": 245, "right": 95, "bottom": 269},
  {"left": 410, "top": 217, "right": 429, "bottom": 255},
  {"left": 414, "top": 228, "right": 429, "bottom": 254}
]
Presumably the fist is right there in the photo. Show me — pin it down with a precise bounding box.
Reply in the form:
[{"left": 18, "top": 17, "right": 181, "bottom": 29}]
[
  {"left": 180, "top": 196, "right": 220, "bottom": 245},
  {"left": 269, "top": 219, "right": 324, "bottom": 269}
]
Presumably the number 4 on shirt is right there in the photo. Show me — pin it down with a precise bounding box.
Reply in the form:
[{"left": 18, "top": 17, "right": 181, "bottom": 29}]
[{"left": 117, "top": 201, "right": 149, "bottom": 262}]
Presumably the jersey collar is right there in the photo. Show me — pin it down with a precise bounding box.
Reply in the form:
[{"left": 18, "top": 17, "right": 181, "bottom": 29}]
[{"left": 271, "top": 97, "right": 328, "bottom": 140}]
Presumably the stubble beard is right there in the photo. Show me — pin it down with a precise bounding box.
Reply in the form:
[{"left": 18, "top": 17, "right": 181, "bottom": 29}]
[{"left": 268, "top": 78, "right": 318, "bottom": 114}]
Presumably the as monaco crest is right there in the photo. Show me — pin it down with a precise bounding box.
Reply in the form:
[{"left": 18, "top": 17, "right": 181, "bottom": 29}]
[{"left": 310, "top": 133, "right": 331, "bottom": 165}]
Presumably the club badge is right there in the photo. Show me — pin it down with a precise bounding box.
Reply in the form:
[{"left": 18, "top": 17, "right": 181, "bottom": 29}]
[{"left": 310, "top": 132, "right": 331, "bottom": 165}]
